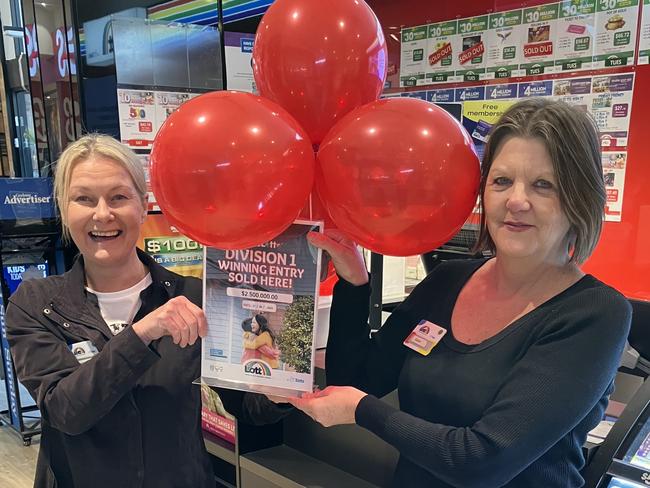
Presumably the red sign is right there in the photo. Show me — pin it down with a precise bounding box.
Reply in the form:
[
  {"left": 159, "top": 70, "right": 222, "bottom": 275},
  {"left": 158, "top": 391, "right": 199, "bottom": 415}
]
[
  {"left": 523, "top": 41, "right": 553, "bottom": 58},
  {"left": 125, "top": 139, "right": 152, "bottom": 147},
  {"left": 458, "top": 41, "right": 484, "bottom": 65},
  {"left": 387, "top": 63, "right": 396, "bottom": 76},
  {"left": 429, "top": 43, "right": 452, "bottom": 66},
  {"left": 138, "top": 121, "right": 153, "bottom": 132}
]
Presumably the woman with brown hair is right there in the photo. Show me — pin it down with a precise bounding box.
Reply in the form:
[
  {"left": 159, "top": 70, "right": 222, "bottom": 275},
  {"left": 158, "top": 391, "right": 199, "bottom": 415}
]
[{"left": 288, "top": 99, "right": 631, "bottom": 487}]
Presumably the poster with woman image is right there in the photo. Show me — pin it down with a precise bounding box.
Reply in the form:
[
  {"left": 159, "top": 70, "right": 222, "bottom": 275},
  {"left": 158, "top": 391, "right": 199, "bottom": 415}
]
[{"left": 201, "top": 221, "right": 322, "bottom": 397}]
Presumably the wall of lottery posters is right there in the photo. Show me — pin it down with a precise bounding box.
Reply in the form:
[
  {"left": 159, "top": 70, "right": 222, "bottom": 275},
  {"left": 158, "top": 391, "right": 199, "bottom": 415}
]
[
  {"left": 399, "top": 0, "right": 642, "bottom": 86},
  {"left": 396, "top": 72, "right": 634, "bottom": 223},
  {"left": 372, "top": 0, "right": 650, "bottom": 299}
]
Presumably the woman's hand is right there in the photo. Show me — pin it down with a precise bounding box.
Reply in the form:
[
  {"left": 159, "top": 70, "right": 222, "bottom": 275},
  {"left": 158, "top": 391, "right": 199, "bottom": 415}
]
[
  {"left": 308, "top": 230, "right": 368, "bottom": 286},
  {"left": 132, "top": 296, "right": 207, "bottom": 347},
  {"left": 286, "top": 386, "right": 367, "bottom": 427}
]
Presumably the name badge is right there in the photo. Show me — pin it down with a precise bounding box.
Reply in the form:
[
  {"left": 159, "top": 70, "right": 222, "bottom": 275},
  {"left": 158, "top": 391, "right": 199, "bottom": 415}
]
[
  {"left": 403, "top": 320, "right": 447, "bottom": 356},
  {"left": 69, "top": 340, "right": 99, "bottom": 364}
]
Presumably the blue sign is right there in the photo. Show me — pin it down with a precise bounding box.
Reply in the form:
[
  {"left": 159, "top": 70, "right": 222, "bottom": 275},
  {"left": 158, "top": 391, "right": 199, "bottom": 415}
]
[
  {"left": 240, "top": 38, "right": 254, "bottom": 53},
  {"left": 427, "top": 89, "right": 455, "bottom": 103},
  {"left": 486, "top": 84, "right": 518, "bottom": 100},
  {"left": 455, "top": 86, "right": 485, "bottom": 102},
  {"left": 3, "top": 263, "right": 49, "bottom": 294},
  {"left": 401, "top": 91, "right": 427, "bottom": 100},
  {"left": 0, "top": 178, "right": 55, "bottom": 221},
  {"left": 518, "top": 81, "right": 554, "bottom": 98}
]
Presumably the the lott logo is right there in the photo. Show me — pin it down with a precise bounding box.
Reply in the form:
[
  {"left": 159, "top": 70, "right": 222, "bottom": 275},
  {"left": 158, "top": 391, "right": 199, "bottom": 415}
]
[
  {"left": 4, "top": 192, "right": 52, "bottom": 205},
  {"left": 243, "top": 360, "right": 272, "bottom": 378}
]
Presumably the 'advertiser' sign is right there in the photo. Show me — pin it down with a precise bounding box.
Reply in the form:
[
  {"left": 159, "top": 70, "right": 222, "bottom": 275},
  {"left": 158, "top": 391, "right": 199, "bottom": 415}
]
[{"left": 0, "top": 178, "right": 55, "bottom": 221}]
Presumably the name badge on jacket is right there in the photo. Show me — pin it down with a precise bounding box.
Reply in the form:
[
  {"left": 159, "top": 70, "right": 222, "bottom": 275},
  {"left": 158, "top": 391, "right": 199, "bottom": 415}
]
[{"left": 70, "top": 340, "right": 99, "bottom": 364}]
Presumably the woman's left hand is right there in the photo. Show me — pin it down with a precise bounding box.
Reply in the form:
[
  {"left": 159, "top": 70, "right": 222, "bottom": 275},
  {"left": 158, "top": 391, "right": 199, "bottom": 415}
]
[{"left": 286, "top": 386, "right": 367, "bottom": 427}]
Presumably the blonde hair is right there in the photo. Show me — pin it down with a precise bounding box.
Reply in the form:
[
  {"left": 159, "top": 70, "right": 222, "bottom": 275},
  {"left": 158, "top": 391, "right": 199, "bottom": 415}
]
[{"left": 54, "top": 134, "right": 147, "bottom": 241}]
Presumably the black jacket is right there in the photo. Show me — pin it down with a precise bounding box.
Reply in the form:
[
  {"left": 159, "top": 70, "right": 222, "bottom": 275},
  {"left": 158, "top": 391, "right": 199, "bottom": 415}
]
[{"left": 6, "top": 249, "right": 288, "bottom": 488}]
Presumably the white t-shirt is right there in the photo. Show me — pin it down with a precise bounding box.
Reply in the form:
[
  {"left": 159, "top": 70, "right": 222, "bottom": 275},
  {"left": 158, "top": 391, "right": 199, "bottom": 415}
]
[{"left": 87, "top": 273, "right": 153, "bottom": 335}]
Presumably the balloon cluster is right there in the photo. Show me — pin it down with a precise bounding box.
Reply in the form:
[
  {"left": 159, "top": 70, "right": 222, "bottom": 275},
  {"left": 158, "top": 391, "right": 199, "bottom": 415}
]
[{"left": 150, "top": 0, "right": 480, "bottom": 255}]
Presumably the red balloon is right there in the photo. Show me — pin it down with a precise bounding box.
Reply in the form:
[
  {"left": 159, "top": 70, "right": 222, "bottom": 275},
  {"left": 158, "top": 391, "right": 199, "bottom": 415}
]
[
  {"left": 316, "top": 98, "right": 480, "bottom": 256},
  {"left": 150, "top": 91, "right": 315, "bottom": 249},
  {"left": 252, "top": 0, "right": 387, "bottom": 145}
]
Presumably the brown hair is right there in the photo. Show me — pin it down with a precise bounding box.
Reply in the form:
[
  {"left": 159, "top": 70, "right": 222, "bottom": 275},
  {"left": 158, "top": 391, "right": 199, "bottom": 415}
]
[{"left": 474, "top": 98, "right": 605, "bottom": 264}]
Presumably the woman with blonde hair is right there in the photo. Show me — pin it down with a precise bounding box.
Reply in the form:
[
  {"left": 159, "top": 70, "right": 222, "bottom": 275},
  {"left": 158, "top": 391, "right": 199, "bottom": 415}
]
[{"left": 6, "top": 134, "right": 289, "bottom": 488}]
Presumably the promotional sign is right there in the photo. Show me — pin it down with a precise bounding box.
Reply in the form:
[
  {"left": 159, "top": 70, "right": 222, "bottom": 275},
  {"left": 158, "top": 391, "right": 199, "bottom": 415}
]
[
  {"left": 2, "top": 263, "right": 49, "bottom": 294},
  {"left": 401, "top": 91, "right": 427, "bottom": 100},
  {"left": 425, "top": 20, "right": 461, "bottom": 83},
  {"left": 201, "top": 221, "right": 322, "bottom": 397},
  {"left": 201, "top": 383, "right": 236, "bottom": 444},
  {"left": 137, "top": 213, "right": 203, "bottom": 278},
  {"left": 639, "top": 0, "right": 650, "bottom": 64},
  {"left": 518, "top": 80, "right": 555, "bottom": 97},
  {"left": 486, "top": 83, "right": 519, "bottom": 100},
  {"left": 593, "top": 0, "right": 639, "bottom": 68},
  {"left": 486, "top": 10, "right": 525, "bottom": 79},
  {"left": 0, "top": 178, "right": 55, "bottom": 221},
  {"left": 426, "top": 88, "right": 455, "bottom": 103},
  {"left": 153, "top": 91, "right": 194, "bottom": 134},
  {"left": 590, "top": 73, "right": 634, "bottom": 135},
  {"left": 224, "top": 32, "right": 256, "bottom": 93},
  {"left": 555, "top": 0, "right": 597, "bottom": 72},
  {"left": 455, "top": 15, "right": 489, "bottom": 82},
  {"left": 520, "top": 3, "right": 560, "bottom": 75},
  {"left": 602, "top": 151, "right": 627, "bottom": 221},
  {"left": 117, "top": 88, "right": 156, "bottom": 148},
  {"left": 400, "top": 25, "right": 428, "bottom": 87},
  {"left": 553, "top": 76, "right": 592, "bottom": 110},
  {"left": 462, "top": 99, "right": 516, "bottom": 160},
  {"left": 455, "top": 85, "right": 486, "bottom": 102},
  {"left": 137, "top": 154, "right": 159, "bottom": 212}
]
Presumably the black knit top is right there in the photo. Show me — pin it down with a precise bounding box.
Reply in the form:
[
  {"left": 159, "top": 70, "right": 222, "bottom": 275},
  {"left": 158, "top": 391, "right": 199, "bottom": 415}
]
[{"left": 326, "top": 258, "right": 631, "bottom": 488}]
